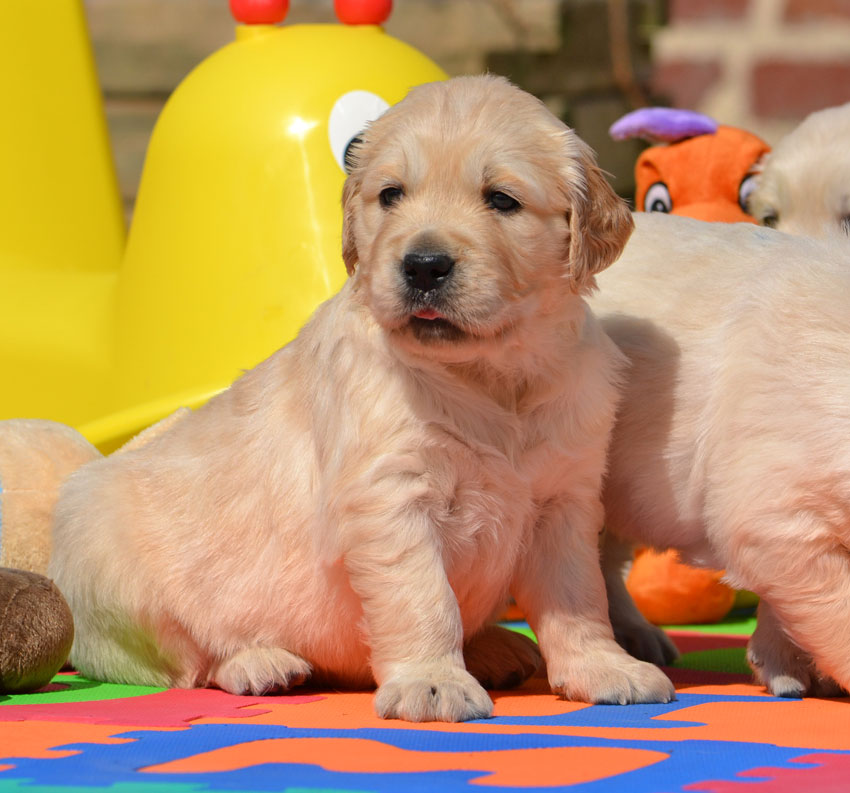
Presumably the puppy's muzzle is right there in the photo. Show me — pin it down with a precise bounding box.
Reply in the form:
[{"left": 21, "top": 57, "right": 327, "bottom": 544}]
[{"left": 402, "top": 251, "right": 455, "bottom": 293}]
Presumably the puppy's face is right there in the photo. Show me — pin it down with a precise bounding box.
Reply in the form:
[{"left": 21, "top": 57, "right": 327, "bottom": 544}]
[
  {"left": 749, "top": 157, "right": 850, "bottom": 239},
  {"left": 341, "top": 76, "right": 632, "bottom": 358},
  {"left": 748, "top": 103, "right": 850, "bottom": 240}
]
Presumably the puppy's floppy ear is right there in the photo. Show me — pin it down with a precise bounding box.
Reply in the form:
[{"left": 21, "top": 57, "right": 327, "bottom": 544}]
[
  {"left": 565, "top": 137, "right": 634, "bottom": 291},
  {"left": 341, "top": 171, "right": 360, "bottom": 276},
  {"left": 340, "top": 131, "right": 370, "bottom": 275},
  {"left": 750, "top": 150, "right": 770, "bottom": 175}
]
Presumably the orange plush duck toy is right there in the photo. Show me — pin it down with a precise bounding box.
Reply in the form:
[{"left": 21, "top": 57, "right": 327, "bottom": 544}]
[
  {"left": 608, "top": 108, "right": 770, "bottom": 625},
  {"left": 610, "top": 107, "right": 770, "bottom": 223}
]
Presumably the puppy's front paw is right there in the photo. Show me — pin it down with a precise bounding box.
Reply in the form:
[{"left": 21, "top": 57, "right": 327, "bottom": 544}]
[
  {"left": 551, "top": 648, "right": 676, "bottom": 705},
  {"left": 464, "top": 625, "right": 541, "bottom": 689},
  {"left": 375, "top": 662, "right": 493, "bottom": 722},
  {"left": 211, "top": 647, "right": 312, "bottom": 695}
]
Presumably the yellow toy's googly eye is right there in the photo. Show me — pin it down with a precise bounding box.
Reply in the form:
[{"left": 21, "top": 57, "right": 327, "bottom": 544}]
[{"left": 328, "top": 90, "right": 390, "bottom": 172}]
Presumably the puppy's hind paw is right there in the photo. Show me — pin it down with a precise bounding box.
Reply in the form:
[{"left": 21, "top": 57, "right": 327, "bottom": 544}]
[
  {"left": 748, "top": 645, "right": 845, "bottom": 699},
  {"left": 464, "top": 624, "right": 541, "bottom": 689},
  {"left": 551, "top": 648, "right": 676, "bottom": 705},
  {"left": 210, "top": 647, "right": 312, "bottom": 696},
  {"left": 759, "top": 673, "right": 806, "bottom": 699},
  {"left": 375, "top": 662, "right": 493, "bottom": 722}
]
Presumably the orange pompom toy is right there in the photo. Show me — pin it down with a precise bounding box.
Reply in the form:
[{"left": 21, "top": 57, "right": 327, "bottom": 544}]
[{"left": 626, "top": 548, "right": 736, "bottom": 625}]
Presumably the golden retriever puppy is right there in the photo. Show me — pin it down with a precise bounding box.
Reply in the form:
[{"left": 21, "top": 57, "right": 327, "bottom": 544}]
[
  {"left": 748, "top": 102, "right": 850, "bottom": 239},
  {"left": 591, "top": 212, "right": 850, "bottom": 697},
  {"left": 48, "top": 75, "right": 675, "bottom": 722}
]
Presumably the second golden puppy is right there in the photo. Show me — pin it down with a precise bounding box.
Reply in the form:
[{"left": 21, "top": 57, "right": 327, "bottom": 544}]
[{"left": 49, "top": 75, "right": 674, "bottom": 721}]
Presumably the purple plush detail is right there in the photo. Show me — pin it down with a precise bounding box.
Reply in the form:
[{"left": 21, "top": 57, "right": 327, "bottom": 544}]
[{"left": 609, "top": 107, "right": 718, "bottom": 144}]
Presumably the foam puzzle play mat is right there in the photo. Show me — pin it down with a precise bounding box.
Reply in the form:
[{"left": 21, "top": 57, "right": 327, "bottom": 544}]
[{"left": 4, "top": 616, "right": 850, "bottom": 793}]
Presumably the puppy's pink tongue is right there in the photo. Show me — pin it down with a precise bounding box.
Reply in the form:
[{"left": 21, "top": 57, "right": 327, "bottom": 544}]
[{"left": 414, "top": 308, "right": 442, "bottom": 320}]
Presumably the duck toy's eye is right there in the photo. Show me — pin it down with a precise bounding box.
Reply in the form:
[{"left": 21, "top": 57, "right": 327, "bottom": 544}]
[
  {"left": 644, "top": 182, "right": 672, "bottom": 213},
  {"left": 738, "top": 173, "right": 759, "bottom": 213}
]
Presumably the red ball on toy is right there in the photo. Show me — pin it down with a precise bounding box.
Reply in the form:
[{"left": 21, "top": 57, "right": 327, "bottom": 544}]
[
  {"left": 229, "top": 0, "right": 289, "bottom": 25},
  {"left": 334, "top": 0, "right": 393, "bottom": 26}
]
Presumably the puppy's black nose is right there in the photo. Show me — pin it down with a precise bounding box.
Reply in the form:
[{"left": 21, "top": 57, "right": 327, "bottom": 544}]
[{"left": 402, "top": 251, "right": 455, "bottom": 293}]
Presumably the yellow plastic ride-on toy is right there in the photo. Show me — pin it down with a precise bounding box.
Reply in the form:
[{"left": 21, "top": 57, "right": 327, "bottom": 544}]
[{"left": 0, "top": 0, "right": 446, "bottom": 452}]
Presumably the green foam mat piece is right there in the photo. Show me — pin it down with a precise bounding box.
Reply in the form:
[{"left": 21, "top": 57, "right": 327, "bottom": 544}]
[
  {"left": 673, "top": 647, "right": 750, "bottom": 675},
  {"left": 0, "top": 675, "right": 164, "bottom": 706}
]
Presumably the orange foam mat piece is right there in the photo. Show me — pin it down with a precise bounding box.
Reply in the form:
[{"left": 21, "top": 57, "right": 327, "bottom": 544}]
[{"left": 142, "top": 737, "right": 669, "bottom": 788}]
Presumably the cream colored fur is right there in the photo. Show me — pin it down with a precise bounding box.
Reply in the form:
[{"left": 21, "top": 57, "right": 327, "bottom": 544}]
[
  {"left": 748, "top": 102, "right": 850, "bottom": 239},
  {"left": 592, "top": 212, "right": 850, "bottom": 697},
  {"left": 48, "top": 76, "right": 674, "bottom": 722}
]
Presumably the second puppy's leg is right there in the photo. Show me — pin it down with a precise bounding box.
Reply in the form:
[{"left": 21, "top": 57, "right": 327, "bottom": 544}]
[
  {"left": 747, "top": 598, "right": 844, "bottom": 698},
  {"left": 513, "top": 498, "right": 676, "bottom": 705},
  {"left": 732, "top": 499, "right": 850, "bottom": 699},
  {"left": 602, "top": 531, "right": 679, "bottom": 666}
]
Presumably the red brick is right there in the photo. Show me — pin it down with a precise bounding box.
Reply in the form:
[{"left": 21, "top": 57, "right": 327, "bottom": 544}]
[
  {"left": 651, "top": 60, "right": 722, "bottom": 109},
  {"left": 668, "top": 0, "right": 749, "bottom": 22},
  {"left": 785, "top": 0, "right": 850, "bottom": 22},
  {"left": 752, "top": 60, "right": 850, "bottom": 119}
]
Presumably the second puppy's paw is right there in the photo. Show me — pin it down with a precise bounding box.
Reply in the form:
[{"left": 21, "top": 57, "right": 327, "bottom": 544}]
[
  {"left": 464, "top": 625, "right": 541, "bottom": 689},
  {"left": 375, "top": 662, "right": 493, "bottom": 722},
  {"left": 612, "top": 617, "right": 679, "bottom": 667},
  {"left": 550, "top": 647, "right": 676, "bottom": 705},
  {"left": 748, "top": 640, "right": 844, "bottom": 699}
]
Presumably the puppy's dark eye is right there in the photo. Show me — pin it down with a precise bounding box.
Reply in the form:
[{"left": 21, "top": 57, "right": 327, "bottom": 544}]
[
  {"left": 379, "top": 186, "right": 404, "bottom": 209},
  {"left": 488, "top": 191, "right": 521, "bottom": 213},
  {"left": 761, "top": 212, "right": 778, "bottom": 229}
]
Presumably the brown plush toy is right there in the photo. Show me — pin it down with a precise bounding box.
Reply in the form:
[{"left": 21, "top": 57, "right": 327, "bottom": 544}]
[{"left": 0, "top": 567, "right": 75, "bottom": 693}]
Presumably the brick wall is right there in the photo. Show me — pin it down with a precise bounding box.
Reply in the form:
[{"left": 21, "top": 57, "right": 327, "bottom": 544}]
[
  {"left": 83, "top": 0, "right": 654, "bottom": 209},
  {"left": 83, "top": 0, "right": 850, "bottom": 212},
  {"left": 653, "top": 0, "right": 850, "bottom": 145}
]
